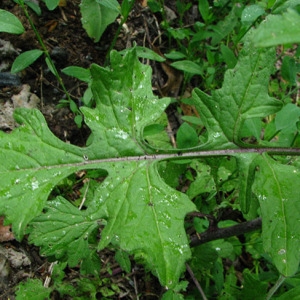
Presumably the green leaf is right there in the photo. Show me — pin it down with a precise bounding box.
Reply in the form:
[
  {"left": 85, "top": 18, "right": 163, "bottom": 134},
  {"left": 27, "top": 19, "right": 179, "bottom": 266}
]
[
  {"left": 121, "top": 46, "right": 166, "bottom": 62},
  {"left": 96, "top": 160, "right": 195, "bottom": 288},
  {"left": 272, "top": 0, "right": 300, "bottom": 14},
  {"left": 191, "top": 244, "right": 218, "bottom": 271},
  {"left": 11, "top": 49, "right": 43, "bottom": 73},
  {"left": 15, "top": 279, "right": 51, "bottom": 300},
  {"left": 277, "top": 286, "right": 300, "bottom": 300},
  {"left": 80, "top": 0, "right": 119, "bottom": 42},
  {"left": 240, "top": 269, "right": 268, "bottom": 300},
  {"left": 252, "top": 154, "right": 300, "bottom": 277},
  {"left": 45, "top": 56, "right": 56, "bottom": 75},
  {"left": 115, "top": 249, "right": 131, "bottom": 273},
  {"left": 210, "top": 239, "right": 234, "bottom": 258},
  {"left": 171, "top": 60, "right": 203, "bottom": 75},
  {"left": 158, "top": 161, "right": 187, "bottom": 189},
  {"left": 44, "top": 0, "right": 60, "bottom": 10},
  {"left": 147, "top": 0, "right": 162, "bottom": 13},
  {"left": 135, "top": 46, "right": 166, "bottom": 62},
  {"left": 210, "top": 4, "right": 239, "bottom": 45},
  {"left": 121, "top": 0, "right": 134, "bottom": 18},
  {"left": 0, "top": 109, "right": 85, "bottom": 240},
  {"left": 241, "top": 4, "right": 265, "bottom": 25},
  {"left": 272, "top": 103, "right": 300, "bottom": 146},
  {"left": 62, "top": 66, "right": 91, "bottom": 82},
  {"left": 143, "top": 124, "right": 165, "bottom": 136},
  {"left": 27, "top": 197, "right": 101, "bottom": 266},
  {"left": 235, "top": 153, "right": 259, "bottom": 214},
  {"left": 181, "top": 115, "right": 203, "bottom": 126},
  {"left": 191, "top": 33, "right": 282, "bottom": 149},
  {"left": 281, "top": 56, "right": 297, "bottom": 85},
  {"left": 253, "top": 9, "right": 300, "bottom": 47},
  {"left": 162, "top": 290, "right": 184, "bottom": 300},
  {"left": 220, "top": 44, "right": 237, "bottom": 69},
  {"left": 164, "top": 51, "right": 187, "bottom": 60},
  {"left": 0, "top": 9, "right": 25, "bottom": 34},
  {"left": 186, "top": 160, "right": 215, "bottom": 199},
  {"left": 0, "top": 48, "right": 195, "bottom": 289},
  {"left": 80, "top": 250, "right": 101, "bottom": 276},
  {"left": 176, "top": 123, "right": 198, "bottom": 149},
  {"left": 275, "top": 103, "right": 300, "bottom": 134},
  {"left": 198, "top": 0, "right": 210, "bottom": 22},
  {"left": 25, "top": 0, "right": 41, "bottom": 15},
  {"left": 96, "top": 0, "right": 120, "bottom": 12},
  {"left": 85, "top": 50, "right": 171, "bottom": 157}
]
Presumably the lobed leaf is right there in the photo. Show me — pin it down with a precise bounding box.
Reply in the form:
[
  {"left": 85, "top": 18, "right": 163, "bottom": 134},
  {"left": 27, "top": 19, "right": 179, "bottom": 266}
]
[
  {"left": 27, "top": 196, "right": 102, "bottom": 266},
  {"left": 83, "top": 50, "right": 171, "bottom": 157},
  {"left": 0, "top": 109, "right": 86, "bottom": 240},
  {"left": 191, "top": 33, "right": 282, "bottom": 149},
  {"left": 15, "top": 279, "right": 51, "bottom": 300},
  {"left": 94, "top": 160, "right": 195, "bottom": 288},
  {"left": 0, "top": 48, "right": 194, "bottom": 288}
]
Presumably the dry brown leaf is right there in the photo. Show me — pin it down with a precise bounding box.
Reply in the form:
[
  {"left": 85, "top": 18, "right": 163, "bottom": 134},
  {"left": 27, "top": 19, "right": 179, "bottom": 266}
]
[
  {"left": 138, "top": 0, "right": 148, "bottom": 7},
  {"left": 152, "top": 46, "right": 183, "bottom": 97},
  {"left": 180, "top": 89, "right": 200, "bottom": 118},
  {"left": 59, "top": 0, "right": 67, "bottom": 7},
  {"left": 0, "top": 217, "right": 14, "bottom": 242},
  {"left": 44, "top": 20, "right": 58, "bottom": 32}
]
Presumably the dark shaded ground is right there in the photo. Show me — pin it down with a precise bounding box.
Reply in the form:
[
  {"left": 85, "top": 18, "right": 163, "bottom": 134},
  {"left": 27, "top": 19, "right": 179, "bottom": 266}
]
[{"left": 0, "top": 1, "right": 200, "bottom": 299}]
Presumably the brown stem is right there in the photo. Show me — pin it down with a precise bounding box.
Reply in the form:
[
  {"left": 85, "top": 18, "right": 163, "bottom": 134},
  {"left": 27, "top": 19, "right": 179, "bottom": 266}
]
[
  {"left": 186, "top": 263, "right": 208, "bottom": 300},
  {"left": 189, "top": 217, "right": 262, "bottom": 247}
]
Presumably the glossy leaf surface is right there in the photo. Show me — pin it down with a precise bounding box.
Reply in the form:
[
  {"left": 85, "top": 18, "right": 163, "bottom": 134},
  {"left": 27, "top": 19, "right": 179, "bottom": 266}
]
[
  {"left": 191, "top": 34, "right": 282, "bottom": 149},
  {"left": 0, "top": 48, "right": 194, "bottom": 288},
  {"left": 253, "top": 9, "right": 300, "bottom": 47},
  {"left": 0, "top": 9, "right": 24, "bottom": 34},
  {"left": 80, "top": 0, "right": 119, "bottom": 42},
  {"left": 253, "top": 154, "right": 300, "bottom": 276}
]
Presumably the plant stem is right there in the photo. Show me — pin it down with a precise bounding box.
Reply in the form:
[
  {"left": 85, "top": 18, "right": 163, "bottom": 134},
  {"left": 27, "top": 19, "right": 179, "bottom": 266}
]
[
  {"left": 186, "top": 263, "right": 208, "bottom": 300},
  {"left": 104, "top": 0, "right": 135, "bottom": 65},
  {"left": 32, "top": 147, "right": 300, "bottom": 170},
  {"left": 19, "top": 0, "right": 73, "bottom": 105},
  {"left": 189, "top": 218, "right": 262, "bottom": 247},
  {"left": 266, "top": 275, "right": 286, "bottom": 300}
]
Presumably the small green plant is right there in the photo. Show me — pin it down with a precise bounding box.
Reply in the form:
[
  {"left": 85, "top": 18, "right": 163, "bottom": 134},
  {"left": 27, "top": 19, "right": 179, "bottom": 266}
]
[
  {"left": 1, "top": 0, "right": 300, "bottom": 299},
  {"left": 0, "top": 0, "right": 134, "bottom": 127},
  {"left": 15, "top": 262, "right": 121, "bottom": 299},
  {"left": 1, "top": 1, "right": 84, "bottom": 126}
]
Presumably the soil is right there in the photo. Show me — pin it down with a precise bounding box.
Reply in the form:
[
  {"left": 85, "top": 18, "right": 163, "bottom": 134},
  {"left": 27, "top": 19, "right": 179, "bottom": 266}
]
[{"left": 0, "top": 1, "right": 202, "bottom": 299}]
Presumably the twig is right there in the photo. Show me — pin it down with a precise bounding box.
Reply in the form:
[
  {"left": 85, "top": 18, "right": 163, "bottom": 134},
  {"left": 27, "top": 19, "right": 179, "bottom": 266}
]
[
  {"left": 29, "top": 147, "right": 300, "bottom": 172},
  {"left": 78, "top": 179, "right": 90, "bottom": 210},
  {"left": 190, "top": 218, "right": 262, "bottom": 248},
  {"left": 133, "top": 271, "right": 139, "bottom": 300},
  {"left": 266, "top": 275, "right": 286, "bottom": 300},
  {"left": 186, "top": 263, "right": 208, "bottom": 300},
  {"left": 43, "top": 261, "right": 57, "bottom": 288},
  {"left": 166, "top": 122, "right": 177, "bottom": 148}
]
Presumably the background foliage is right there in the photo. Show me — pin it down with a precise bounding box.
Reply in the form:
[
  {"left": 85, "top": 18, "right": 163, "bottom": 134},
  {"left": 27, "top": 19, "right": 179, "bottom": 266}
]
[{"left": 1, "top": 0, "right": 300, "bottom": 298}]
